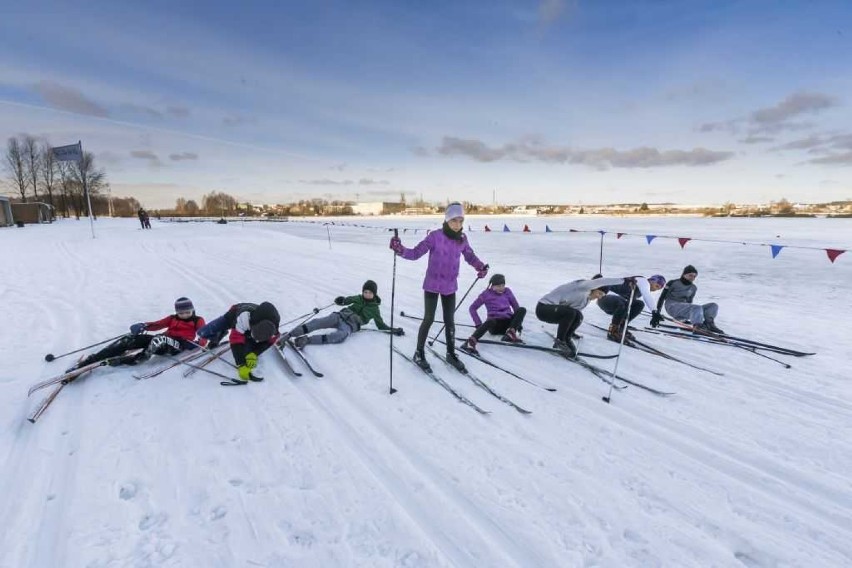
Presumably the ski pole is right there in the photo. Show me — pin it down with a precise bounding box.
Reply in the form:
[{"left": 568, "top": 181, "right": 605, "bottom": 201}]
[
  {"left": 44, "top": 333, "right": 127, "bottom": 362},
  {"left": 390, "top": 228, "right": 399, "bottom": 395},
  {"left": 428, "top": 269, "right": 485, "bottom": 347},
  {"left": 603, "top": 280, "right": 635, "bottom": 404},
  {"left": 279, "top": 304, "right": 334, "bottom": 330}
]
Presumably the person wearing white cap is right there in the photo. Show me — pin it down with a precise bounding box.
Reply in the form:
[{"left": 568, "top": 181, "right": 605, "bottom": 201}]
[{"left": 390, "top": 201, "right": 489, "bottom": 372}]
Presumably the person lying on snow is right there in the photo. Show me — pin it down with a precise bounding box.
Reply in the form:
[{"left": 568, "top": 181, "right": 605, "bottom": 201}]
[
  {"left": 67, "top": 297, "right": 206, "bottom": 371},
  {"left": 461, "top": 273, "right": 527, "bottom": 356},
  {"left": 650, "top": 265, "right": 724, "bottom": 334},
  {"left": 281, "top": 280, "right": 404, "bottom": 348},
  {"left": 198, "top": 301, "right": 280, "bottom": 384}
]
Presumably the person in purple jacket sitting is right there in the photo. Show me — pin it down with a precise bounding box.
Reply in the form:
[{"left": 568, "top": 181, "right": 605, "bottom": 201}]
[
  {"left": 460, "top": 273, "right": 526, "bottom": 355},
  {"left": 390, "top": 202, "right": 488, "bottom": 373}
]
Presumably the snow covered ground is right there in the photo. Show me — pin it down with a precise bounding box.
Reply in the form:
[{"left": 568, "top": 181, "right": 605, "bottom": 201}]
[{"left": 1, "top": 215, "right": 850, "bottom": 567}]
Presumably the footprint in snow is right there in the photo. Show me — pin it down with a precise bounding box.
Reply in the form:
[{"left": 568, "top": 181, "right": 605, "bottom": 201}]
[
  {"left": 138, "top": 512, "right": 168, "bottom": 531},
  {"left": 210, "top": 506, "right": 228, "bottom": 521},
  {"left": 119, "top": 482, "right": 138, "bottom": 500}
]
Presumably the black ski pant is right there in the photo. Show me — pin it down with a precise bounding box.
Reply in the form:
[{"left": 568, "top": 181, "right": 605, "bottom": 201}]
[
  {"left": 535, "top": 302, "right": 583, "bottom": 342},
  {"left": 417, "top": 292, "right": 456, "bottom": 355},
  {"left": 597, "top": 294, "right": 643, "bottom": 325},
  {"left": 87, "top": 334, "right": 184, "bottom": 365},
  {"left": 471, "top": 307, "right": 527, "bottom": 340},
  {"left": 231, "top": 338, "right": 273, "bottom": 367}
]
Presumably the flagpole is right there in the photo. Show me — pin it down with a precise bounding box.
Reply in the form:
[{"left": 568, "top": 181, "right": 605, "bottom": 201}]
[{"left": 80, "top": 141, "right": 95, "bottom": 239}]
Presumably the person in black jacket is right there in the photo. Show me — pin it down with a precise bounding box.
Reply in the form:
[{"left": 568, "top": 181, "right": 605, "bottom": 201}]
[{"left": 650, "top": 265, "right": 724, "bottom": 333}]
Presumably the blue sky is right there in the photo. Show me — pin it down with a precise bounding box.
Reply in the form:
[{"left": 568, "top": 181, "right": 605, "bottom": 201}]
[{"left": 1, "top": 0, "right": 851, "bottom": 208}]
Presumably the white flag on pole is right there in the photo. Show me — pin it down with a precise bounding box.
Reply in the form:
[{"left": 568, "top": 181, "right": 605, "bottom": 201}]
[{"left": 51, "top": 142, "right": 83, "bottom": 162}]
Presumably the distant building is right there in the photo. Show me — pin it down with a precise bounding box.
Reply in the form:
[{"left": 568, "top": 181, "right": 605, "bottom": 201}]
[
  {"left": 352, "top": 202, "right": 405, "bottom": 215},
  {"left": 10, "top": 202, "right": 53, "bottom": 224},
  {"left": 0, "top": 196, "right": 13, "bottom": 227}
]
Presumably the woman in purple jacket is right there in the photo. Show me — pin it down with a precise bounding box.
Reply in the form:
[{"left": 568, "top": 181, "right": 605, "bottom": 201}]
[
  {"left": 390, "top": 202, "right": 488, "bottom": 372},
  {"left": 461, "top": 274, "right": 526, "bottom": 355}
]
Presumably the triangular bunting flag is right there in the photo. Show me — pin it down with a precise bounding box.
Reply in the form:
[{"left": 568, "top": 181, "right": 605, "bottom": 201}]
[
  {"left": 545, "top": 225, "right": 552, "bottom": 232},
  {"left": 646, "top": 235, "right": 657, "bottom": 245},
  {"left": 503, "top": 224, "right": 510, "bottom": 232},
  {"left": 826, "top": 249, "right": 846, "bottom": 263},
  {"left": 523, "top": 224, "right": 531, "bottom": 233},
  {"left": 617, "top": 233, "right": 625, "bottom": 239},
  {"left": 770, "top": 244, "right": 784, "bottom": 259},
  {"left": 678, "top": 237, "right": 691, "bottom": 249},
  {"left": 484, "top": 225, "right": 491, "bottom": 232}
]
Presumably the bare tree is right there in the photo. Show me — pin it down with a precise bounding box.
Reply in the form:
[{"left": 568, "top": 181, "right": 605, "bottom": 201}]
[
  {"left": 175, "top": 197, "right": 187, "bottom": 212},
  {"left": 22, "top": 135, "right": 41, "bottom": 202},
  {"left": 4, "top": 137, "right": 28, "bottom": 202},
  {"left": 69, "top": 152, "right": 106, "bottom": 217},
  {"left": 185, "top": 199, "right": 199, "bottom": 214},
  {"left": 39, "top": 141, "right": 57, "bottom": 211},
  {"left": 202, "top": 191, "right": 238, "bottom": 215},
  {"left": 57, "top": 161, "right": 74, "bottom": 217}
]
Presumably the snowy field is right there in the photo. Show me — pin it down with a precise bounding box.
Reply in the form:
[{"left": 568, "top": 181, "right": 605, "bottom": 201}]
[{"left": 1, "top": 215, "right": 850, "bottom": 568}]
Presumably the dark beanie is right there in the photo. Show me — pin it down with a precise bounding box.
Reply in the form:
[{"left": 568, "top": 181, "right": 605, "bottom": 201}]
[
  {"left": 250, "top": 301, "right": 281, "bottom": 342},
  {"left": 682, "top": 265, "right": 698, "bottom": 275},
  {"left": 174, "top": 297, "right": 194, "bottom": 312},
  {"left": 489, "top": 273, "right": 506, "bottom": 286},
  {"left": 362, "top": 280, "right": 378, "bottom": 295}
]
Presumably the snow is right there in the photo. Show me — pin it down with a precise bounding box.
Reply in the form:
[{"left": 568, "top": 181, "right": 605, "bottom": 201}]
[{"left": 1, "top": 215, "right": 850, "bottom": 567}]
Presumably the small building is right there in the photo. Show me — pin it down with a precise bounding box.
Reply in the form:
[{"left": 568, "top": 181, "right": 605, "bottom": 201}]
[
  {"left": 352, "top": 202, "right": 384, "bottom": 216},
  {"left": 0, "top": 196, "right": 13, "bottom": 227},
  {"left": 10, "top": 202, "right": 54, "bottom": 224}
]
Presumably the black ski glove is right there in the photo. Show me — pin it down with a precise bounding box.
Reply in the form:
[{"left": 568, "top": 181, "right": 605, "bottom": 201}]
[
  {"left": 334, "top": 296, "right": 346, "bottom": 305},
  {"left": 650, "top": 311, "right": 663, "bottom": 328}
]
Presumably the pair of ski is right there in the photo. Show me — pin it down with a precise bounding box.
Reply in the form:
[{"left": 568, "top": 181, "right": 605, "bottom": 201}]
[
  {"left": 585, "top": 323, "right": 724, "bottom": 376},
  {"left": 27, "top": 349, "right": 147, "bottom": 423},
  {"left": 651, "top": 320, "right": 813, "bottom": 357},
  {"left": 394, "top": 345, "right": 532, "bottom": 415},
  {"left": 271, "top": 339, "right": 324, "bottom": 381}
]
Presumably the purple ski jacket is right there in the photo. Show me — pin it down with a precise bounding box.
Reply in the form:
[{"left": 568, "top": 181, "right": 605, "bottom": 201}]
[
  {"left": 468, "top": 287, "right": 519, "bottom": 327},
  {"left": 399, "top": 229, "right": 485, "bottom": 295}
]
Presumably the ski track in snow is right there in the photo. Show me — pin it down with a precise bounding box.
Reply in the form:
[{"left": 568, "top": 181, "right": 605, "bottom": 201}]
[{"left": 1, "top": 217, "right": 851, "bottom": 567}]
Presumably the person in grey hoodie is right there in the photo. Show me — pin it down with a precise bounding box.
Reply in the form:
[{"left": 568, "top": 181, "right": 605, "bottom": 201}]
[
  {"left": 650, "top": 265, "right": 724, "bottom": 333},
  {"left": 536, "top": 275, "right": 626, "bottom": 357}
]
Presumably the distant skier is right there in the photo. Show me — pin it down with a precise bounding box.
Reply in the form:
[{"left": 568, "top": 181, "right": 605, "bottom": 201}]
[
  {"left": 536, "top": 275, "right": 627, "bottom": 357},
  {"left": 461, "top": 273, "right": 526, "bottom": 355},
  {"left": 282, "top": 280, "right": 404, "bottom": 348},
  {"left": 651, "top": 265, "right": 724, "bottom": 333},
  {"left": 137, "top": 208, "right": 148, "bottom": 229},
  {"left": 198, "top": 301, "right": 281, "bottom": 384},
  {"left": 389, "top": 202, "right": 488, "bottom": 372},
  {"left": 68, "top": 297, "right": 206, "bottom": 371},
  {"left": 143, "top": 210, "right": 151, "bottom": 229},
  {"left": 596, "top": 274, "right": 666, "bottom": 342}
]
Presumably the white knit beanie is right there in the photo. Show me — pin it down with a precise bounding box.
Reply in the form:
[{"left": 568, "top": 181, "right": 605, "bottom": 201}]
[{"left": 444, "top": 202, "right": 464, "bottom": 221}]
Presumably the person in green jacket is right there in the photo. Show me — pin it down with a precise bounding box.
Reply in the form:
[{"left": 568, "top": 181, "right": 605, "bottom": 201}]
[{"left": 283, "top": 280, "right": 404, "bottom": 348}]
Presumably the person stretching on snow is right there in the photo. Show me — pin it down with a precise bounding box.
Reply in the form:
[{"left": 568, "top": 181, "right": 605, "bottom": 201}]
[
  {"left": 198, "top": 301, "right": 280, "bottom": 384},
  {"left": 389, "top": 201, "right": 488, "bottom": 373},
  {"left": 68, "top": 297, "right": 206, "bottom": 371},
  {"left": 650, "top": 265, "right": 724, "bottom": 334},
  {"left": 536, "top": 275, "right": 627, "bottom": 358},
  {"left": 596, "top": 274, "right": 666, "bottom": 342},
  {"left": 461, "top": 273, "right": 526, "bottom": 355},
  {"left": 281, "top": 280, "right": 404, "bottom": 348}
]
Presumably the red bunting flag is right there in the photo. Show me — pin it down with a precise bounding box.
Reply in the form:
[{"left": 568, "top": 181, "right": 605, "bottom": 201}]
[
  {"left": 617, "top": 233, "right": 625, "bottom": 239},
  {"left": 523, "top": 224, "right": 531, "bottom": 232},
  {"left": 484, "top": 225, "right": 491, "bottom": 232},
  {"left": 678, "top": 237, "right": 691, "bottom": 249},
  {"left": 825, "top": 249, "right": 846, "bottom": 263}
]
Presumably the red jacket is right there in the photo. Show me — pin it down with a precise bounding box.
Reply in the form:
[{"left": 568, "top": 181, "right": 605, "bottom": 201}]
[{"left": 144, "top": 315, "right": 206, "bottom": 343}]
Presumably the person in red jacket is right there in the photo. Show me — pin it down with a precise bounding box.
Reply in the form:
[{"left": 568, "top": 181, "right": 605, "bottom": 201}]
[{"left": 68, "top": 297, "right": 206, "bottom": 371}]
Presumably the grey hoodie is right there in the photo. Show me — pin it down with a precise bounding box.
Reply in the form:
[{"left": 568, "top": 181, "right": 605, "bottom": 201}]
[{"left": 538, "top": 277, "right": 625, "bottom": 310}]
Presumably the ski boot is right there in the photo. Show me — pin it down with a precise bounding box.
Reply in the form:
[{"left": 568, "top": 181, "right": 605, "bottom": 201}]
[
  {"left": 460, "top": 336, "right": 480, "bottom": 356},
  {"left": 553, "top": 338, "right": 577, "bottom": 359},
  {"left": 501, "top": 328, "right": 522, "bottom": 343},
  {"left": 704, "top": 318, "right": 725, "bottom": 334},
  {"left": 445, "top": 351, "right": 467, "bottom": 373},
  {"left": 413, "top": 350, "right": 432, "bottom": 372}
]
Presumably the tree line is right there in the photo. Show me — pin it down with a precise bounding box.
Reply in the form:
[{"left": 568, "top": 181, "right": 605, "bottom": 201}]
[{"left": 2, "top": 134, "right": 135, "bottom": 219}]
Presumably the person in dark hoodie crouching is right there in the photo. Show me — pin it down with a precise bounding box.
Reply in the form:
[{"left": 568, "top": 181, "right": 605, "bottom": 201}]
[
  {"left": 197, "top": 301, "right": 281, "bottom": 384},
  {"left": 282, "top": 280, "right": 404, "bottom": 348}
]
